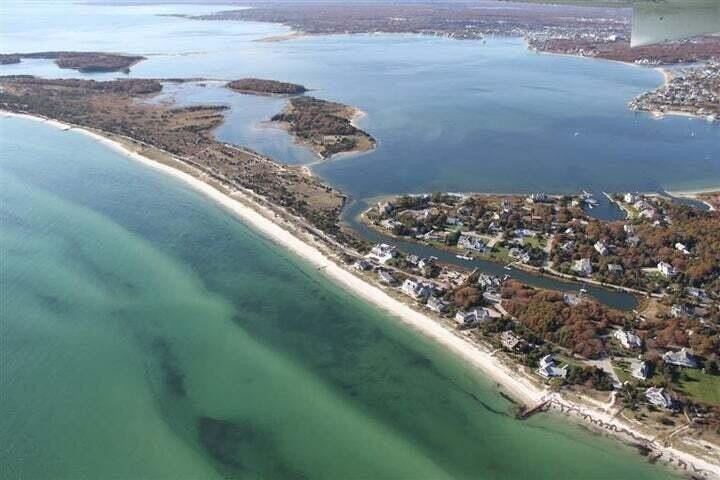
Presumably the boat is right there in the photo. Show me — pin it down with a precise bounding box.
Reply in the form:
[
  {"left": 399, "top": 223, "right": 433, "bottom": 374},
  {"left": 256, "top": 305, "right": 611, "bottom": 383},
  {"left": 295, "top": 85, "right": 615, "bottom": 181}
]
[
  {"left": 504, "top": 265, "right": 512, "bottom": 271},
  {"left": 579, "top": 288, "right": 588, "bottom": 295},
  {"left": 456, "top": 253, "right": 473, "bottom": 261}
]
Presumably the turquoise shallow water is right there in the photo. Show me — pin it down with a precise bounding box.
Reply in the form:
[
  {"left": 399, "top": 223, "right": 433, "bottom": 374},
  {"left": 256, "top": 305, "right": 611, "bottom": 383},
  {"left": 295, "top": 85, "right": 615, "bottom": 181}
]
[{"left": 0, "top": 114, "right": 679, "bottom": 479}]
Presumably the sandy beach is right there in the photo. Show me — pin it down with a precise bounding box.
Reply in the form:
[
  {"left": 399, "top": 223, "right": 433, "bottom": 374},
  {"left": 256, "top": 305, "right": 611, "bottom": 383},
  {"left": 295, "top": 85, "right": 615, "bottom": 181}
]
[{"left": 2, "top": 110, "right": 719, "bottom": 479}]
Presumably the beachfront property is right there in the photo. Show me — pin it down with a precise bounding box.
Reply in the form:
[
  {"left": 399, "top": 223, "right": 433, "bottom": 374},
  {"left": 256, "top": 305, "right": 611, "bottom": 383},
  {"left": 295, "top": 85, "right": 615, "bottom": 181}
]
[
  {"left": 427, "top": 296, "right": 450, "bottom": 313},
  {"left": 377, "top": 269, "right": 397, "bottom": 285},
  {"left": 366, "top": 243, "right": 397, "bottom": 264},
  {"left": 454, "top": 308, "right": 489, "bottom": 327},
  {"left": 500, "top": 331, "right": 525, "bottom": 351},
  {"left": 353, "top": 259, "right": 373, "bottom": 271},
  {"left": 632, "top": 360, "right": 651, "bottom": 381},
  {"left": 401, "top": 278, "right": 434, "bottom": 302},
  {"left": 537, "top": 354, "right": 568, "bottom": 379},
  {"left": 624, "top": 193, "right": 639, "bottom": 204},
  {"left": 663, "top": 348, "right": 699, "bottom": 369},
  {"left": 614, "top": 329, "right": 642, "bottom": 350},
  {"left": 645, "top": 387, "right": 674, "bottom": 410},
  {"left": 572, "top": 258, "right": 593, "bottom": 276},
  {"left": 657, "top": 261, "right": 676, "bottom": 278}
]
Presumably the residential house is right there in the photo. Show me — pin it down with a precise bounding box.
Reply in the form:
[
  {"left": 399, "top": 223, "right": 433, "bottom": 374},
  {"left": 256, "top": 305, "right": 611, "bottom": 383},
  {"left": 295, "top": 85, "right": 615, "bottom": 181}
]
[
  {"left": 607, "top": 263, "right": 624, "bottom": 274},
  {"left": 572, "top": 258, "right": 593, "bottom": 276},
  {"left": 663, "top": 348, "right": 699, "bottom": 369},
  {"left": 458, "top": 232, "right": 487, "bottom": 252},
  {"left": 500, "top": 331, "right": 525, "bottom": 351},
  {"left": 427, "top": 296, "right": 450, "bottom": 314},
  {"left": 657, "top": 262, "right": 676, "bottom": 278},
  {"left": 377, "top": 269, "right": 397, "bottom": 285},
  {"left": 454, "top": 308, "right": 489, "bottom": 327},
  {"left": 632, "top": 361, "right": 651, "bottom": 381},
  {"left": 675, "top": 242, "right": 691, "bottom": 255},
  {"left": 614, "top": 329, "right": 642, "bottom": 350},
  {"left": 537, "top": 354, "right": 567, "bottom": 379},
  {"left": 594, "top": 241, "right": 609, "bottom": 256},
  {"left": 671, "top": 303, "right": 691, "bottom": 318},
  {"left": 353, "top": 259, "right": 372, "bottom": 271},
  {"left": 366, "top": 243, "right": 397, "bottom": 264},
  {"left": 401, "top": 278, "right": 433, "bottom": 302},
  {"left": 645, "top": 387, "right": 673, "bottom": 409},
  {"left": 624, "top": 193, "right": 638, "bottom": 204}
]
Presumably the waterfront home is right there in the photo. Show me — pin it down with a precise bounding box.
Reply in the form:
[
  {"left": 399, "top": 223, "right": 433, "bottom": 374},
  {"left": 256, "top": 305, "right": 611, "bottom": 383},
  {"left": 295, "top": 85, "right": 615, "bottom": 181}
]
[
  {"left": 458, "top": 232, "right": 487, "bottom": 252},
  {"left": 607, "top": 263, "right": 624, "bottom": 274},
  {"left": 526, "top": 193, "right": 548, "bottom": 203},
  {"left": 645, "top": 387, "right": 674, "bottom": 409},
  {"left": 657, "top": 261, "right": 676, "bottom": 278},
  {"left": 427, "top": 296, "right": 450, "bottom": 314},
  {"left": 377, "top": 201, "right": 393, "bottom": 217},
  {"left": 353, "top": 259, "right": 373, "bottom": 271},
  {"left": 663, "top": 348, "right": 699, "bottom": 369},
  {"left": 454, "top": 308, "right": 489, "bottom": 327},
  {"left": 500, "top": 331, "right": 525, "bottom": 351},
  {"left": 624, "top": 193, "right": 638, "bottom": 204},
  {"left": 572, "top": 258, "right": 593, "bottom": 276},
  {"left": 377, "top": 269, "right": 397, "bottom": 285},
  {"left": 366, "top": 243, "right": 397, "bottom": 264},
  {"left": 477, "top": 274, "right": 500, "bottom": 289},
  {"left": 563, "top": 292, "right": 583, "bottom": 306},
  {"left": 614, "top": 329, "right": 642, "bottom": 350},
  {"left": 508, "top": 248, "right": 531, "bottom": 264},
  {"left": 632, "top": 360, "right": 651, "bottom": 381},
  {"left": 380, "top": 218, "right": 403, "bottom": 231},
  {"left": 623, "top": 224, "right": 635, "bottom": 235},
  {"left": 401, "top": 278, "right": 433, "bottom": 302},
  {"left": 537, "top": 354, "right": 567, "bottom": 379}
]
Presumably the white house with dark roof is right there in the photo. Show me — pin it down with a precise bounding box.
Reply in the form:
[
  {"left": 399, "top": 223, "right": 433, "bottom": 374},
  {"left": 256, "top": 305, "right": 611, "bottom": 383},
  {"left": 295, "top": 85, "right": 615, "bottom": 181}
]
[
  {"left": 657, "top": 261, "right": 676, "bottom": 278},
  {"left": 572, "top": 258, "right": 593, "bottom": 276},
  {"left": 401, "top": 278, "right": 433, "bottom": 302},
  {"left": 614, "top": 329, "right": 642, "bottom": 350},
  {"left": 366, "top": 243, "right": 397, "bottom": 264},
  {"left": 645, "top": 387, "right": 673, "bottom": 409},
  {"left": 663, "top": 348, "right": 698, "bottom": 369},
  {"left": 454, "top": 308, "right": 489, "bottom": 327},
  {"left": 537, "top": 354, "right": 567, "bottom": 379}
]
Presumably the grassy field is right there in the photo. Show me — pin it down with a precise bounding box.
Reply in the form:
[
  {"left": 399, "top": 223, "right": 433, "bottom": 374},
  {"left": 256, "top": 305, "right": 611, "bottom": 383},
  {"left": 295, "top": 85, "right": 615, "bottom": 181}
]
[{"left": 675, "top": 368, "right": 720, "bottom": 406}]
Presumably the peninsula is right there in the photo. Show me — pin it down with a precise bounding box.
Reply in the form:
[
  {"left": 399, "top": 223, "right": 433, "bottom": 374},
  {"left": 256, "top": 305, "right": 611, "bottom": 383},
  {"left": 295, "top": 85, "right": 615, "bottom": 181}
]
[
  {"left": 270, "top": 96, "right": 376, "bottom": 159},
  {"left": 1, "top": 76, "right": 718, "bottom": 478},
  {"left": 226, "top": 78, "right": 307, "bottom": 96},
  {"left": 0, "top": 51, "right": 145, "bottom": 73}
]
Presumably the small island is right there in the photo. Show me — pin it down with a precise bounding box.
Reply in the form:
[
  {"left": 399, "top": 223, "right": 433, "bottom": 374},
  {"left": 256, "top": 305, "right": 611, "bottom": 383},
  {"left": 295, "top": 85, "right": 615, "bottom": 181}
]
[
  {"left": 270, "top": 96, "right": 376, "bottom": 159},
  {"left": 0, "top": 52, "right": 145, "bottom": 73},
  {"left": 226, "top": 78, "right": 307, "bottom": 96}
]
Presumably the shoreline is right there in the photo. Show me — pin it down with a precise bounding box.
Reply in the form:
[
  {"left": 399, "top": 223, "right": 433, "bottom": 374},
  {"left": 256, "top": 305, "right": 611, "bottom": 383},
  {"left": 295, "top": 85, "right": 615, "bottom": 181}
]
[{"left": 3, "top": 110, "right": 718, "bottom": 479}]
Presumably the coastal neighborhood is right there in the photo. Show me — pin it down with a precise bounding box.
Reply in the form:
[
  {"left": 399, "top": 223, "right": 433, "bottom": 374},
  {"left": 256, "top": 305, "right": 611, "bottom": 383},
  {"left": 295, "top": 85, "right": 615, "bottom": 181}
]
[{"left": 360, "top": 190, "right": 719, "bottom": 438}]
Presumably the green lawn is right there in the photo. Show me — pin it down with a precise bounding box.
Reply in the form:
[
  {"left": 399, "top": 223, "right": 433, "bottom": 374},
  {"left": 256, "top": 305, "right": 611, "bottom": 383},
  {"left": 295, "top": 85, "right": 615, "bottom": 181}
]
[{"left": 675, "top": 369, "right": 720, "bottom": 406}]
